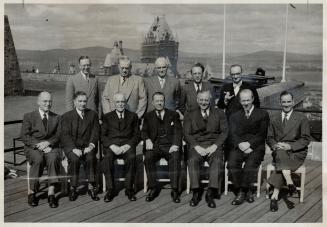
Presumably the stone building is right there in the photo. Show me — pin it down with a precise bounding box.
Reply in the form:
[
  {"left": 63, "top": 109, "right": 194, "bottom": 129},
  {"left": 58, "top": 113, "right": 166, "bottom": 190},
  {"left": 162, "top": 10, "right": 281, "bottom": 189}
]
[
  {"left": 4, "top": 15, "right": 24, "bottom": 96},
  {"left": 141, "top": 15, "right": 179, "bottom": 75},
  {"left": 103, "top": 40, "right": 125, "bottom": 76}
]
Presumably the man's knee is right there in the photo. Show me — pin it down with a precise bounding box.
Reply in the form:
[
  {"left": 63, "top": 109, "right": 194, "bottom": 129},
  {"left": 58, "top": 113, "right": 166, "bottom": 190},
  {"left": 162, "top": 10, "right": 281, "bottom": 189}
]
[{"left": 30, "top": 151, "right": 44, "bottom": 165}]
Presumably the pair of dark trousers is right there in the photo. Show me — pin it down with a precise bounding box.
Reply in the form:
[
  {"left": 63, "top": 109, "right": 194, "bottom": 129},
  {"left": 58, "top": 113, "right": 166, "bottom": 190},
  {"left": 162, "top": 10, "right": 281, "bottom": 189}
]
[
  {"left": 102, "top": 147, "right": 136, "bottom": 191},
  {"left": 228, "top": 149, "right": 263, "bottom": 190},
  {"left": 67, "top": 150, "right": 96, "bottom": 187},
  {"left": 268, "top": 148, "right": 304, "bottom": 189},
  {"left": 187, "top": 146, "right": 223, "bottom": 189},
  {"left": 144, "top": 144, "right": 181, "bottom": 190},
  {"left": 26, "top": 148, "right": 60, "bottom": 190}
]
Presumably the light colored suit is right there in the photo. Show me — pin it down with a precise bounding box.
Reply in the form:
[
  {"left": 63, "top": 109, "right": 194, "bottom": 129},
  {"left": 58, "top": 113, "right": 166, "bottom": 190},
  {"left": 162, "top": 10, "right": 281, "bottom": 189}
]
[
  {"left": 101, "top": 74, "right": 147, "bottom": 118},
  {"left": 267, "top": 111, "right": 311, "bottom": 188},
  {"left": 144, "top": 76, "right": 181, "bottom": 112},
  {"left": 65, "top": 72, "right": 101, "bottom": 114}
]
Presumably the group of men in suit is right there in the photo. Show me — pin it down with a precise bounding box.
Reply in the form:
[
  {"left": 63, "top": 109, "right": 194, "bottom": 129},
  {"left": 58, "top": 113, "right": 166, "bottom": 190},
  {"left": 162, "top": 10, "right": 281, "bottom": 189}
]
[{"left": 21, "top": 56, "right": 310, "bottom": 212}]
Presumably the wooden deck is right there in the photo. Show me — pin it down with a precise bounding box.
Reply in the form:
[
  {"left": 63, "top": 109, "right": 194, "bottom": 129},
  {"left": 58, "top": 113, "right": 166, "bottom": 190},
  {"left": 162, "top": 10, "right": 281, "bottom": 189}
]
[{"left": 4, "top": 156, "right": 322, "bottom": 223}]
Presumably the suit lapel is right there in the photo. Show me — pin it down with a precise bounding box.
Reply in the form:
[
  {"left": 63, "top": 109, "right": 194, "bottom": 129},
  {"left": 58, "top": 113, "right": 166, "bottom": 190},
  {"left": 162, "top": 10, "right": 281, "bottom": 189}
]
[
  {"left": 34, "top": 110, "right": 47, "bottom": 135},
  {"left": 123, "top": 75, "right": 134, "bottom": 102},
  {"left": 194, "top": 109, "right": 206, "bottom": 129},
  {"left": 281, "top": 112, "right": 298, "bottom": 138},
  {"left": 87, "top": 76, "right": 96, "bottom": 96}
]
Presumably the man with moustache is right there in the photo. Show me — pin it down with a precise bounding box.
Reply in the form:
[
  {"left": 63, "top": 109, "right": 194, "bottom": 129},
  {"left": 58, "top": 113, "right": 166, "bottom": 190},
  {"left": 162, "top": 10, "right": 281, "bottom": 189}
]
[
  {"left": 101, "top": 92, "right": 140, "bottom": 202},
  {"left": 21, "top": 91, "right": 61, "bottom": 208},
  {"left": 102, "top": 57, "right": 147, "bottom": 119},
  {"left": 267, "top": 91, "right": 310, "bottom": 212},
  {"left": 65, "top": 56, "right": 101, "bottom": 115},
  {"left": 181, "top": 62, "right": 214, "bottom": 114},
  {"left": 144, "top": 57, "right": 182, "bottom": 117},
  {"left": 61, "top": 91, "right": 100, "bottom": 202},
  {"left": 142, "top": 92, "right": 182, "bottom": 203},
  {"left": 184, "top": 90, "right": 228, "bottom": 208},
  {"left": 228, "top": 89, "right": 269, "bottom": 205}
]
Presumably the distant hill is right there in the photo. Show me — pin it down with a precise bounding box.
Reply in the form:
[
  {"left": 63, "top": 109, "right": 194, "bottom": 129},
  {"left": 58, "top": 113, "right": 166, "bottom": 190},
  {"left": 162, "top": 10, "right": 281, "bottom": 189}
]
[{"left": 16, "top": 47, "right": 322, "bottom": 74}]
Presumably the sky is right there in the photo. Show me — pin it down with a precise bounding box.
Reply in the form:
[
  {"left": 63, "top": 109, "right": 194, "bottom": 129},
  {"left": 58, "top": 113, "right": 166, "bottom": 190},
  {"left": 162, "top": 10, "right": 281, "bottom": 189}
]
[{"left": 4, "top": 3, "right": 323, "bottom": 55}]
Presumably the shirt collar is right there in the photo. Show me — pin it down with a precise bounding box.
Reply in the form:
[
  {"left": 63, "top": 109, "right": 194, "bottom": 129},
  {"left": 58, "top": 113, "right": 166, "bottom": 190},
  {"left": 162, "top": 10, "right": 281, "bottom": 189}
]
[
  {"left": 116, "top": 110, "right": 125, "bottom": 118},
  {"left": 201, "top": 108, "right": 210, "bottom": 117},
  {"left": 233, "top": 80, "right": 242, "bottom": 88},
  {"left": 75, "top": 108, "right": 84, "bottom": 119},
  {"left": 39, "top": 109, "right": 48, "bottom": 119},
  {"left": 157, "top": 76, "right": 166, "bottom": 81},
  {"left": 81, "top": 71, "right": 89, "bottom": 80},
  {"left": 282, "top": 110, "right": 293, "bottom": 120},
  {"left": 194, "top": 82, "right": 202, "bottom": 90},
  {"left": 245, "top": 105, "right": 254, "bottom": 117}
]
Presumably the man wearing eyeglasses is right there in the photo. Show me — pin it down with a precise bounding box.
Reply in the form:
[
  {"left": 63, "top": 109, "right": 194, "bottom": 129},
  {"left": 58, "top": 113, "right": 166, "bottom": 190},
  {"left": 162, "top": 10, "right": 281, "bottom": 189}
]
[
  {"left": 144, "top": 57, "right": 182, "bottom": 118},
  {"left": 65, "top": 56, "right": 101, "bottom": 116},
  {"left": 217, "top": 64, "right": 260, "bottom": 120}
]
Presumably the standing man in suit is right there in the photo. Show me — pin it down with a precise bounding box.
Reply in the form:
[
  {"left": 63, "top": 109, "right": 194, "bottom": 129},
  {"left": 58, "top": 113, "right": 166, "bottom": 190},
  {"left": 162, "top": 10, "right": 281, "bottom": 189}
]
[
  {"left": 144, "top": 57, "right": 182, "bottom": 117},
  {"left": 184, "top": 90, "right": 228, "bottom": 208},
  {"left": 61, "top": 91, "right": 100, "bottom": 202},
  {"left": 21, "top": 91, "right": 61, "bottom": 208},
  {"left": 267, "top": 91, "right": 310, "bottom": 212},
  {"left": 65, "top": 56, "right": 101, "bottom": 115},
  {"left": 142, "top": 92, "right": 183, "bottom": 203},
  {"left": 217, "top": 64, "right": 260, "bottom": 120},
  {"left": 102, "top": 57, "right": 147, "bottom": 119},
  {"left": 101, "top": 92, "right": 140, "bottom": 202},
  {"left": 228, "top": 89, "right": 269, "bottom": 205},
  {"left": 181, "top": 62, "right": 213, "bottom": 114}
]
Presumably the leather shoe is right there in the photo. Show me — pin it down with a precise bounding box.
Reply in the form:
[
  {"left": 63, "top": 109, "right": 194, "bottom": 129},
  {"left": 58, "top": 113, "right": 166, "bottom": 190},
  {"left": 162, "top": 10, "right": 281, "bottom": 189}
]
[
  {"left": 104, "top": 190, "right": 115, "bottom": 202},
  {"left": 69, "top": 188, "right": 78, "bottom": 201},
  {"left": 146, "top": 188, "right": 160, "bottom": 202},
  {"left": 125, "top": 190, "right": 137, "bottom": 201},
  {"left": 205, "top": 190, "right": 216, "bottom": 208},
  {"left": 231, "top": 191, "right": 245, "bottom": 205},
  {"left": 171, "top": 190, "right": 181, "bottom": 203},
  {"left": 246, "top": 190, "right": 255, "bottom": 203},
  {"left": 189, "top": 191, "right": 201, "bottom": 207},
  {"left": 270, "top": 199, "right": 278, "bottom": 212},
  {"left": 48, "top": 195, "right": 58, "bottom": 208},
  {"left": 28, "top": 193, "right": 38, "bottom": 207},
  {"left": 288, "top": 184, "right": 297, "bottom": 196},
  {"left": 88, "top": 188, "right": 100, "bottom": 201}
]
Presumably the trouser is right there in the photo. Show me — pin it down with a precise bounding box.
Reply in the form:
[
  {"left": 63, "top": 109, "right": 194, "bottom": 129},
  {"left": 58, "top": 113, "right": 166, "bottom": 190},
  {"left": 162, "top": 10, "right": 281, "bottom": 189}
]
[
  {"left": 26, "top": 149, "right": 61, "bottom": 190},
  {"left": 187, "top": 146, "right": 223, "bottom": 189},
  {"left": 67, "top": 151, "right": 96, "bottom": 187},
  {"left": 144, "top": 144, "right": 181, "bottom": 190},
  {"left": 228, "top": 149, "right": 262, "bottom": 191},
  {"left": 102, "top": 147, "right": 136, "bottom": 191}
]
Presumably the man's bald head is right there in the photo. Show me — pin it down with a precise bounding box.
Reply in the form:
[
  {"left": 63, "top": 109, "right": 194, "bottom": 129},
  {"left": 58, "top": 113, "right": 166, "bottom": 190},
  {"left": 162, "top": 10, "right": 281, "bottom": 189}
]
[{"left": 37, "top": 91, "right": 52, "bottom": 112}]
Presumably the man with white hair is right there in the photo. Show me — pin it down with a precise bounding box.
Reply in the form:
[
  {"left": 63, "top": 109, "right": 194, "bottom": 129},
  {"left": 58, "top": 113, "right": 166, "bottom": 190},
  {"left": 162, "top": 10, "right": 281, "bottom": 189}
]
[
  {"left": 144, "top": 57, "right": 182, "bottom": 117},
  {"left": 184, "top": 90, "right": 228, "bottom": 208},
  {"left": 21, "top": 91, "right": 61, "bottom": 208},
  {"left": 102, "top": 57, "right": 147, "bottom": 119}
]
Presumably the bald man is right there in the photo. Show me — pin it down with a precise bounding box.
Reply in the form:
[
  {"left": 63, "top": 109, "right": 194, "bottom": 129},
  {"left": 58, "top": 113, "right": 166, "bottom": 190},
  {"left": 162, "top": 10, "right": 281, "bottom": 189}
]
[{"left": 21, "top": 91, "right": 61, "bottom": 208}]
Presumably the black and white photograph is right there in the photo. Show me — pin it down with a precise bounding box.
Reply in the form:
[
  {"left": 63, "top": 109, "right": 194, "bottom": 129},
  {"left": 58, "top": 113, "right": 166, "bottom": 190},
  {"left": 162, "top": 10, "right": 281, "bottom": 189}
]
[{"left": 3, "top": 1, "right": 324, "bottom": 223}]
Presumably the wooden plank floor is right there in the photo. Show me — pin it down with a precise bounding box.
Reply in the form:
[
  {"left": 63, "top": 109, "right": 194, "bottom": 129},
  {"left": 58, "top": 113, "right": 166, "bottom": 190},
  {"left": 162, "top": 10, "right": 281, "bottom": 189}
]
[{"left": 4, "top": 158, "right": 322, "bottom": 223}]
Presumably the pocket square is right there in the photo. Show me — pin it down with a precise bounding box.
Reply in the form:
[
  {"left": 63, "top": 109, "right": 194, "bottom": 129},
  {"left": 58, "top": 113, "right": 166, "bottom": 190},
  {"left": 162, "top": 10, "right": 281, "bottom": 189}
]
[{"left": 171, "top": 122, "right": 174, "bottom": 126}]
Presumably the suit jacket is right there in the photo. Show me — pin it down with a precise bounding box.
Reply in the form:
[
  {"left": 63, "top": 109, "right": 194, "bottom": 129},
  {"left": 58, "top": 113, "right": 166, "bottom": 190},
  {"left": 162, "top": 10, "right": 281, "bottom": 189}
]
[
  {"left": 65, "top": 72, "right": 101, "bottom": 114},
  {"left": 21, "top": 110, "right": 60, "bottom": 154},
  {"left": 101, "top": 110, "right": 140, "bottom": 148},
  {"left": 267, "top": 111, "right": 310, "bottom": 161},
  {"left": 180, "top": 81, "right": 213, "bottom": 113},
  {"left": 61, "top": 108, "right": 99, "bottom": 156},
  {"left": 144, "top": 76, "right": 181, "bottom": 112},
  {"left": 229, "top": 108, "right": 269, "bottom": 154},
  {"left": 184, "top": 107, "right": 228, "bottom": 149},
  {"left": 217, "top": 81, "right": 260, "bottom": 118},
  {"left": 141, "top": 109, "right": 182, "bottom": 147},
  {"left": 102, "top": 74, "right": 147, "bottom": 118}
]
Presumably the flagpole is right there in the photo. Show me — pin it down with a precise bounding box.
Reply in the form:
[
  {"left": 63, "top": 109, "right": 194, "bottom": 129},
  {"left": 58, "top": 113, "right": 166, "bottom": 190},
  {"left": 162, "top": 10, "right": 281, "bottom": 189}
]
[
  {"left": 222, "top": 4, "right": 226, "bottom": 79},
  {"left": 281, "top": 4, "right": 288, "bottom": 83}
]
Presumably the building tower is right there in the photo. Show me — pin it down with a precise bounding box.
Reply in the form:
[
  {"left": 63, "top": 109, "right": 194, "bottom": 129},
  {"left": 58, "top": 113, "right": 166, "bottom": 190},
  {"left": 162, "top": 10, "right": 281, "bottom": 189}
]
[
  {"left": 4, "top": 15, "right": 24, "bottom": 96},
  {"left": 141, "top": 15, "right": 179, "bottom": 75}
]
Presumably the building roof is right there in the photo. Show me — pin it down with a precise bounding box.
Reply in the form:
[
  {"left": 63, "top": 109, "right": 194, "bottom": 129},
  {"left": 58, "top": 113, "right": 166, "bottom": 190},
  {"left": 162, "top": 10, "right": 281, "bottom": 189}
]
[{"left": 145, "top": 15, "right": 175, "bottom": 42}]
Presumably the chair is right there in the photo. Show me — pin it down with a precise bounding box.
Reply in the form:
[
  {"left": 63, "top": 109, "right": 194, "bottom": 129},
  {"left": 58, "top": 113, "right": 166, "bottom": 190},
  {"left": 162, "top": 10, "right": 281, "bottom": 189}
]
[
  {"left": 102, "top": 158, "right": 126, "bottom": 193},
  {"left": 27, "top": 152, "right": 68, "bottom": 193},
  {"left": 266, "top": 164, "right": 306, "bottom": 202},
  {"left": 186, "top": 161, "right": 210, "bottom": 194},
  {"left": 224, "top": 162, "right": 262, "bottom": 198}
]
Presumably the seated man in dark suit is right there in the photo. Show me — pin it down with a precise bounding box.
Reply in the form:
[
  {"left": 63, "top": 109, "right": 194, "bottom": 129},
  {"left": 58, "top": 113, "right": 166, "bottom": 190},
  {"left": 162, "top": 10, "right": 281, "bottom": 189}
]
[
  {"left": 61, "top": 91, "right": 100, "bottom": 201},
  {"left": 184, "top": 90, "right": 228, "bottom": 208},
  {"left": 21, "top": 91, "right": 61, "bottom": 208},
  {"left": 142, "top": 92, "right": 182, "bottom": 203},
  {"left": 228, "top": 89, "right": 269, "bottom": 205},
  {"left": 267, "top": 91, "right": 310, "bottom": 212},
  {"left": 101, "top": 92, "right": 140, "bottom": 202}
]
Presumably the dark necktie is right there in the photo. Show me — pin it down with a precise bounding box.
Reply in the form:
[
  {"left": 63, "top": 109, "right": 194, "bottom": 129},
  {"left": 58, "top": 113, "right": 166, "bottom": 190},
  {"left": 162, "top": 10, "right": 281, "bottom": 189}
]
[
  {"left": 122, "top": 77, "right": 126, "bottom": 86},
  {"left": 203, "top": 111, "right": 208, "bottom": 122},
  {"left": 156, "top": 111, "right": 162, "bottom": 121},
  {"left": 283, "top": 113, "right": 288, "bottom": 128},
  {"left": 42, "top": 113, "right": 48, "bottom": 130},
  {"left": 245, "top": 110, "right": 250, "bottom": 119},
  {"left": 196, "top": 84, "right": 200, "bottom": 93},
  {"left": 119, "top": 112, "right": 123, "bottom": 119}
]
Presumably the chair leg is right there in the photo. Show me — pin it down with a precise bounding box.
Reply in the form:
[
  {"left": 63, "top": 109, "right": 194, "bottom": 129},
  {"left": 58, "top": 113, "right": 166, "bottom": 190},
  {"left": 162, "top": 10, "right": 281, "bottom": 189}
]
[
  {"left": 256, "top": 164, "right": 262, "bottom": 198},
  {"left": 27, "top": 162, "right": 31, "bottom": 194},
  {"left": 103, "top": 174, "right": 106, "bottom": 193},
  {"left": 143, "top": 157, "right": 148, "bottom": 193},
  {"left": 224, "top": 162, "right": 228, "bottom": 195},
  {"left": 186, "top": 166, "right": 190, "bottom": 194},
  {"left": 300, "top": 168, "right": 306, "bottom": 203}
]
